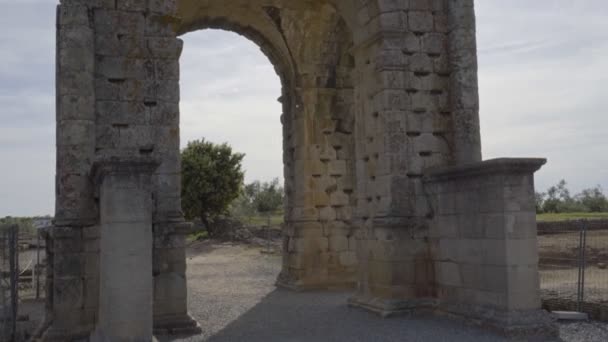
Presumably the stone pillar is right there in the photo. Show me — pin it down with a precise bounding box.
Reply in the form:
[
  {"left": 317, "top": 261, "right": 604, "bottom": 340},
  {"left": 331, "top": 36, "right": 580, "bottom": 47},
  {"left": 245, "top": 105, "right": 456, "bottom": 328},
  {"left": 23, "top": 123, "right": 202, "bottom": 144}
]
[
  {"left": 277, "top": 68, "right": 357, "bottom": 290},
  {"left": 424, "top": 158, "right": 557, "bottom": 338},
  {"left": 43, "top": 4, "right": 98, "bottom": 340},
  {"left": 349, "top": 1, "right": 453, "bottom": 316},
  {"left": 90, "top": 160, "right": 158, "bottom": 342},
  {"left": 448, "top": 0, "right": 482, "bottom": 163},
  {"left": 152, "top": 220, "right": 201, "bottom": 335}
]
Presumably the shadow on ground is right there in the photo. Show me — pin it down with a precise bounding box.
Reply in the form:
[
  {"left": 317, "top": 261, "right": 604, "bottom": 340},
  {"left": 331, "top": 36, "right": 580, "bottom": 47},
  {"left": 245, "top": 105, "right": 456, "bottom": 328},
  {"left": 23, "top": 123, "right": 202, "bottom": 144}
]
[
  {"left": 158, "top": 242, "right": 513, "bottom": 342},
  {"left": 206, "top": 289, "right": 511, "bottom": 342}
]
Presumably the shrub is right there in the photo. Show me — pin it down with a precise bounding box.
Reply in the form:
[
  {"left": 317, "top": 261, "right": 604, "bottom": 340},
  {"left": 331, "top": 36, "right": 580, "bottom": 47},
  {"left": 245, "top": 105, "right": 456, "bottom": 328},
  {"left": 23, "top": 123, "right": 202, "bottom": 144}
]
[{"left": 181, "top": 139, "right": 245, "bottom": 235}]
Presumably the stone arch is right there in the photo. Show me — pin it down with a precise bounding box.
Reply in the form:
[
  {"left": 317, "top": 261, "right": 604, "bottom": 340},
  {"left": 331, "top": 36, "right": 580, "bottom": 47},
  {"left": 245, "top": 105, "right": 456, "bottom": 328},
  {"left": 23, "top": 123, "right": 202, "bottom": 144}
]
[
  {"left": 47, "top": 1, "right": 556, "bottom": 341},
  {"left": 170, "top": 0, "right": 361, "bottom": 291}
]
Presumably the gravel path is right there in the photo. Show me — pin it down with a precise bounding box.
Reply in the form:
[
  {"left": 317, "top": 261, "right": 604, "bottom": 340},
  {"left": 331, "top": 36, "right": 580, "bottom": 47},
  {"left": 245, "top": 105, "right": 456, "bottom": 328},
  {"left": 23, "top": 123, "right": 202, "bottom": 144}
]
[{"left": 158, "top": 241, "right": 608, "bottom": 342}]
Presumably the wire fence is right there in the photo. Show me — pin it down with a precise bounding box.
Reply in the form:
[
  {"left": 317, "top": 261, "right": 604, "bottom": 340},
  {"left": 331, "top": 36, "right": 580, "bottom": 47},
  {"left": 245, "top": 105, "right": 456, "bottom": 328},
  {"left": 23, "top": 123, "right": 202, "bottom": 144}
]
[
  {"left": 0, "top": 224, "right": 47, "bottom": 341},
  {"left": 539, "top": 219, "right": 608, "bottom": 320},
  {"left": 1, "top": 225, "right": 18, "bottom": 341}
]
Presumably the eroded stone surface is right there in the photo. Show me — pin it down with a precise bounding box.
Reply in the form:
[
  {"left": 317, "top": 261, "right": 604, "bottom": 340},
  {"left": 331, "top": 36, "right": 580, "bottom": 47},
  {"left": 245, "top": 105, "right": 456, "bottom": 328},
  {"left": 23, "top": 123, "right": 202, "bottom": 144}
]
[{"left": 49, "top": 0, "right": 551, "bottom": 341}]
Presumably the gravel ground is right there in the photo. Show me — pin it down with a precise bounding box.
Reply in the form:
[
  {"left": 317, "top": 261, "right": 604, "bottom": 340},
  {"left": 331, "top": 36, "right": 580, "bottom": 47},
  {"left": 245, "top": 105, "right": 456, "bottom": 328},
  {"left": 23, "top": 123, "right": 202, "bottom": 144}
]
[{"left": 156, "top": 241, "right": 608, "bottom": 342}]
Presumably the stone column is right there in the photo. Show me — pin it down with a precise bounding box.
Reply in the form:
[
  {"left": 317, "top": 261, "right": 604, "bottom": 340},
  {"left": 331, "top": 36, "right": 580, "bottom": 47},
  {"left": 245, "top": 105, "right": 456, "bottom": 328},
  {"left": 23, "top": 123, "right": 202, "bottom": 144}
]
[
  {"left": 448, "top": 0, "right": 482, "bottom": 163},
  {"left": 349, "top": 2, "right": 453, "bottom": 315},
  {"left": 424, "top": 158, "right": 557, "bottom": 338},
  {"left": 43, "top": 4, "right": 98, "bottom": 341},
  {"left": 90, "top": 160, "right": 158, "bottom": 342}
]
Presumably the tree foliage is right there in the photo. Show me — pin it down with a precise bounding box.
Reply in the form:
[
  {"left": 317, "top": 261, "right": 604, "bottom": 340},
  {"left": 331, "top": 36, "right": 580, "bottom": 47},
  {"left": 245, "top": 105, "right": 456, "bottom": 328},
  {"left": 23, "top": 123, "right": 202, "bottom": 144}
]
[
  {"left": 230, "top": 178, "right": 284, "bottom": 218},
  {"left": 181, "top": 139, "right": 245, "bottom": 232},
  {"left": 250, "top": 178, "right": 284, "bottom": 214},
  {"left": 536, "top": 180, "right": 608, "bottom": 213}
]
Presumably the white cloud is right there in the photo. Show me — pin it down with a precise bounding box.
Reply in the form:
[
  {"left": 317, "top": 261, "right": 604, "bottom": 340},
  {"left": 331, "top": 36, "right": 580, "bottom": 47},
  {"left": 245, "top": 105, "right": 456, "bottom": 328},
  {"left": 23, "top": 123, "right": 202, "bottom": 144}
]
[
  {"left": 476, "top": 0, "right": 608, "bottom": 193},
  {"left": 180, "top": 30, "right": 284, "bottom": 184},
  {"left": 1, "top": 1, "right": 607, "bottom": 216}
]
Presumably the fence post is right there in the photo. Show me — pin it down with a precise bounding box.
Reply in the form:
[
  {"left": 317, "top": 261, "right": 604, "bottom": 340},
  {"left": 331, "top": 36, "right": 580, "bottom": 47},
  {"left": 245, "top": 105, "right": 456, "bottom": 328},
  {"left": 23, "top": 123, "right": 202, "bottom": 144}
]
[
  {"left": 35, "top": 229, "right": 41, "bottom": 300},
  {"left": 577, "top": 221, "right": 583, "bottom": 312},
  {"left": 581, "top": 220, "right": 588, "bottom": 311},
  {"left": 8, "top": 225, "right": 18, "bottom": 342}
]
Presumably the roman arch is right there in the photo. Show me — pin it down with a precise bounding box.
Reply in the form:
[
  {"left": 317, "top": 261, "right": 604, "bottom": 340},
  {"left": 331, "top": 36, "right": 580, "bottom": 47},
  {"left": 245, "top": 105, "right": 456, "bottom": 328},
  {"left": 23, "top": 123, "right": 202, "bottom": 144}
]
[{"left": 47, "top": 0, "right": 556, "bottom": 341}]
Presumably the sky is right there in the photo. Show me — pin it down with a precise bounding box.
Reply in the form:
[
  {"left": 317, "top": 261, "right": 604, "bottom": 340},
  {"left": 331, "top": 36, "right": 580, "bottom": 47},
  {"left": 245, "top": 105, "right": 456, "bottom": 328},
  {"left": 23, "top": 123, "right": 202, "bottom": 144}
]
[{"left": 0, "top": 0, "right": 607, "bottom": 216}]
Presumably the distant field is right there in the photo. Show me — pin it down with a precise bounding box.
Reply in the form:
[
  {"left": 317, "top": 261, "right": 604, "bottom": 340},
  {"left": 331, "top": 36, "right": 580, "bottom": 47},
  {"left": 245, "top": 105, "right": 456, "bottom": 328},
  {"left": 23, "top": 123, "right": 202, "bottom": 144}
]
[
  {"left": 537, "top": 212, "right": 608, "bottom": 222},
  {"left": 244, "top": 214, "right": 284, "bottom": 227}
]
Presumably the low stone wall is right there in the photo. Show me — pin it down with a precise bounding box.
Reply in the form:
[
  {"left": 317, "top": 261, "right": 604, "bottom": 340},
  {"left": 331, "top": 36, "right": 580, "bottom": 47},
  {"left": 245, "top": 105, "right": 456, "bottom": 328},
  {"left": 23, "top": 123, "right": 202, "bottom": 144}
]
[{"left": 537, "top": 219, "right": 608, "bottom": 235}]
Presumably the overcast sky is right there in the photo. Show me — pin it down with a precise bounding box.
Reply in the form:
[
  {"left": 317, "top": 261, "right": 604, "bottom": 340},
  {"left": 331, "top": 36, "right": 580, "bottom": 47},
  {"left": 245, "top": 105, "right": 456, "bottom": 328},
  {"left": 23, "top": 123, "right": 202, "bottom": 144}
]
[{"left": 1, "top": 0, "right": 607, "bottom": 216}]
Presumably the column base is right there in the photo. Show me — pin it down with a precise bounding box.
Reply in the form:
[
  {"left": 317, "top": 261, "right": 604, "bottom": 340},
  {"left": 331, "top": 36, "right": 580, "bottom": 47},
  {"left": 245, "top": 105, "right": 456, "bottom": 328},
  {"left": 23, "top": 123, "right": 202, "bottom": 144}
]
[
  {"left": 275, "top": 272, "right": 356, "bottom": 291},
  {"left": 153, "top": 313, "right": 202, "bottom": 336},
  {"left": 90, "top": 329, "right": 158, "bottom": 342},
  {"left": 348, "top": 294, "right": 436, "bottom": 318},
  {"left": 437, "top": 303, "right": 560, "bottom": 341},
  {"left": 348, "top": 294, "right": 559, "bottom": 340},
  {"left": 37, "top": 327, "right": 91, "bottom": 342}
]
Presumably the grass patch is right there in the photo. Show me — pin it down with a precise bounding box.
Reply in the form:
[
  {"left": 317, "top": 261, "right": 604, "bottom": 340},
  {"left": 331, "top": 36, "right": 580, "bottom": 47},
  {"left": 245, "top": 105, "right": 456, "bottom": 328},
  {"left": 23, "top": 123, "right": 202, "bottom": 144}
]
[
  {"left": 188, "top": 230, "right": 209, "bottom": 242},
  {"left": 241, "top": 214, "right": 284, "bottom": 227},
  {"left": 537, "top": 212, "right": 608, "bottom": 222}
]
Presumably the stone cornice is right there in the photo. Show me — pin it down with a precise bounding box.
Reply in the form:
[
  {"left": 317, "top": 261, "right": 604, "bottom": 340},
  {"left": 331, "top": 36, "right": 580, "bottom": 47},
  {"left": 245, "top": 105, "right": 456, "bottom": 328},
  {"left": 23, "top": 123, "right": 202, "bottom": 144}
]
[{"left": 423, "top": 158, "right": 547, "bottom": 182}]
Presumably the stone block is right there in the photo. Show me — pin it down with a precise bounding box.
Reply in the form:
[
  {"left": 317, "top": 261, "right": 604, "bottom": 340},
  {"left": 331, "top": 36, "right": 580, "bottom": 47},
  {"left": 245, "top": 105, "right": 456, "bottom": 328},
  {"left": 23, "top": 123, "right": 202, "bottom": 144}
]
[
  {"left": 457, "top": 238, "right": 482, "bottom": 264},
  {"left": 148, "top": 0, "right": 178, "bottom": 14},
  {"left": 422, "top": 33, "right": 446, "bottom": 55},
  {"left": 436, "top": 215, "right": 458, "bottom": 238},
  {"left": 95, "top": 33, "right": 147, "bottom": 58},
  {"left": 319, "top": 207, "right": 336, "bottom": 221},
  {"left": 507, "top": 264, "right": 540, "bottom": 295},
  {"left": 293, "top": 222, "right": 323, "bottom": 238},
  {"left": 339, "top": 251, "right": 357, "bottom": 267},
  {"left": 145, "top": 14, "right": 178, "bottom": 37},
  {"left": 328, "top": 160, "right": 347, "bottom": 176},
  {"left": 437, "top": 238, "right": 459, "bottom": 261},
  {"left": 505, "top": 238, "right": 539, "bottom": 266},
  {"left": 116, "top": 0, "right": 147, "bottom": 11},
  {"left": 293, "top": 237, "right": 328, "bottom": 253},
  {"left": 146, "top": 37, "right": 183, "bottom": 59},
  {"left": 313, "top": 191, "right": 330, "bottom": 207},
  {"left": 53, "top": 276, "right": 84, "bottom": 310},
  {"left": 503, "top": 211, "right": 537, "bottom": 239},
  {"left": 437, "top": 261, "right": 461, "bottom": 287},
  {"left": 156, "top": 59, "right": 180, "bottom": 80},
  {"left": 480, "top": 265, "right": 508, "bottom": 293},
  {"left": 58, "top": 69, "right": 95, "bottom": 96},
  {"left": 58, "top": 4, "right": 90, "bottom": 27},
  {"left": 96, "top": 100, "right": 147, "bottom": 125},
  {"left": 95, "top": 56, "right": 148, "bottom": 80},
  {"left": 93, "top": 9, "right": 145, "bottom": 36},
  {"left": 482, "top": 213, "right": 506, "bottom": 239},
  {"left": 408, "top": 11, "right": 434, "bottom": 32},
  {"left": 329, "top": 235, "right": 349, "bottom": 252},
  {"left": 330, "top": 191, "right": 350, "bottom": 207}
]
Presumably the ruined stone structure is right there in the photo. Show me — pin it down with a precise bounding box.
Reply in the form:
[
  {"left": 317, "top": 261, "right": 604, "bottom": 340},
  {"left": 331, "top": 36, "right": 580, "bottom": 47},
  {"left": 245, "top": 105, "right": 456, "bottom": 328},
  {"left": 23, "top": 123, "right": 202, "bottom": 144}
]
[{"left": 48, "top": 0, "right": 556, "bottom": 341}]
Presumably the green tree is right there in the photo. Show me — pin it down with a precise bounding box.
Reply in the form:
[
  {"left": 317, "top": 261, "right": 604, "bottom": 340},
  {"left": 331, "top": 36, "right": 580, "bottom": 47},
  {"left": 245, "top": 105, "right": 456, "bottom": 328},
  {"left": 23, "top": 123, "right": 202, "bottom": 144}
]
[
  {"left": 576, "top": 186, "right": 608, "bottom": 212},
  {"left": 181, "top": 139, "right": 245, "bottom": 234},
  {"left": 535, "top": 192, "right": 545, "bottom": 214},
  {"left": 543, "top": 179, "right": 573, "bottom": 213},
  {"left": 251, "top": 178, "right": 284, "bottom": 214}
]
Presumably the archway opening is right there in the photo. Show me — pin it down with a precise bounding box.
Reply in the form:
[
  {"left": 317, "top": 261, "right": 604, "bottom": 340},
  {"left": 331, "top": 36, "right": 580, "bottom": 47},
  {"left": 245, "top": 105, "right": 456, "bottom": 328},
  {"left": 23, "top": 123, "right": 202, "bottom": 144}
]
[
  {"left": 177, "top": 28, "right": 287, "bottom": 333},
  {"left": 180, "top": 29, "right": 285, "bottom": 189}
]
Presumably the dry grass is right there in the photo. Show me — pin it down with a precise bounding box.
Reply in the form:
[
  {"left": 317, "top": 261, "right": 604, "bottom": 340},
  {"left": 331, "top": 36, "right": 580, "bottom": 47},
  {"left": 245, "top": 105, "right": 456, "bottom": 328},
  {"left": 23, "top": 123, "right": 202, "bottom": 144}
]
[{"left": 537, "top": 212, "right": 608, "bottom": 222}]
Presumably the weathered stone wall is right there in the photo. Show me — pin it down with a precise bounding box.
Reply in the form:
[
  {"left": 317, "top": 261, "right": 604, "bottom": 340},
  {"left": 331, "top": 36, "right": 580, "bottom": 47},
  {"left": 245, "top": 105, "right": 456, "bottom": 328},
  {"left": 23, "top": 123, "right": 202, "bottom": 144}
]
[
  {"left": 423, "top": 159, "right": 555, "bottom": 337},
  {"left": 350, "top": 0, "right": 459, "bottom": 313},
  {"left": 52, "top": 0, "right": 552, "bottom": 340}
]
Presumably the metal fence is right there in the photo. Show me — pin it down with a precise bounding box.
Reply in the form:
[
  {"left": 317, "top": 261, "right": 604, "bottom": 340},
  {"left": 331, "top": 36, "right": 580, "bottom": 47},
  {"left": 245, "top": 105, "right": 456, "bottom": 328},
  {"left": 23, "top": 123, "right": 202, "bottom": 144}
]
[
  {"left": 1, "top": 225, "right": 18, "bottom": 341},
  {"left": 0, "top": 224, "right": 47, "bottom": 341},
  {"left": 539, "top": 219, "right": 608, "bottom": 320}
]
